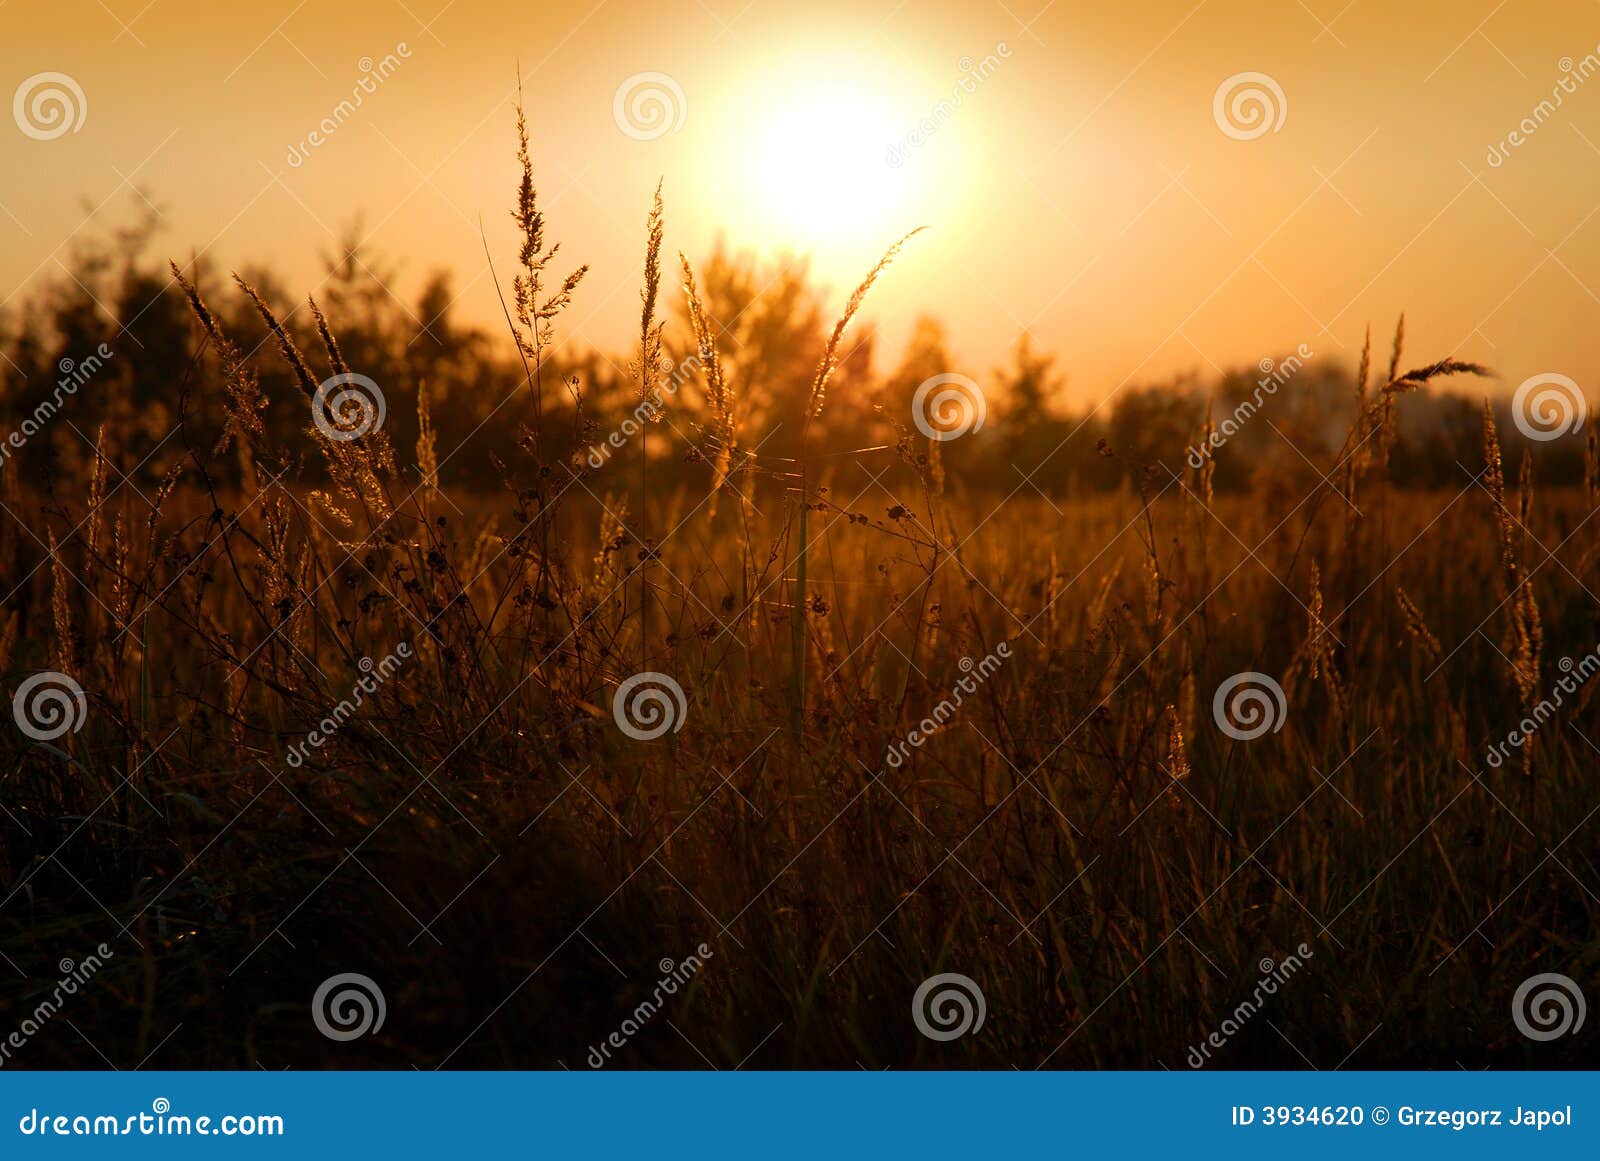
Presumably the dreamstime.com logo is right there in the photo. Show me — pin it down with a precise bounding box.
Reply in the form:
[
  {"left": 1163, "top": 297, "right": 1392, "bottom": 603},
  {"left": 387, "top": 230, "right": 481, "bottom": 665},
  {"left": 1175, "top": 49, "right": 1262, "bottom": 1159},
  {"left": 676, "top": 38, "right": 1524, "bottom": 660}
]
[
  {"left": 13, "top": 72, "right": 86, "bottom": 140},
  {"left": 1187, "top": 945, "right": 1313, "bottom": 1067},
  {"left": 586, "top": 355, "right": 702, "bottom": 469},
  {"left": 1512, "top": 372, "right": 1586, "bottom": 442},
  {"left": 13, "top": 671, "right": 88, "bottom": 742},
  {"left": 0, "top": 944, "right": 114, "bottom": 1067},
  {"left": 286, "top": 44, "right": 412, "bottom": 168},
  {"left": 586, "top": 943, "right": 714, "bottom": 1067},
  {"left": 911, "top": 972, "right": 986, "bottom": 1041},
  {"left": 884, "top": 43, "right": 1011, "bottom": 167},
  {"left": 613, "top": 72, "right": 686, "bottom": 141},
  {"left": 312, "top": 972, "right": 386, "bottom": 1041},
  {"left": 283, "top": 643, "right": 411, "bottom": 769},
  {"left": 312, "top": 372, "right": 387, "bottom": 441},
  {"left": 1186, "top": 345, "right": 1314, "bottom": 468},
  {"left": 0, "top": 342, "right": 115, "bottom": 470},
  {"left": 612, "top": 671, "right": 688, "bottom": 740},
  {"left": 18, "top": 1099, "right": 283, "bottom": 1137},
  {"left": 1486, "top": 48, "right": 1600, "bottom": 168},
  {"left": 884, "top": 642, "right": 1010, "bottom": 768},
  {"left": 1212, "top": 671, "right": 1286, "bottom": 740},
  {"left": 912, "top": 373, "right": 986, "bottom": 441},
  {"left": 1212, "top": 71, "right": 1286, "bottom": 141},
  {"left": 1512, "top": 972, "right": 1586, "bottom": 1042},
  {"left": 1483, "top": 644, "right": 1600, "bottom": 770}
]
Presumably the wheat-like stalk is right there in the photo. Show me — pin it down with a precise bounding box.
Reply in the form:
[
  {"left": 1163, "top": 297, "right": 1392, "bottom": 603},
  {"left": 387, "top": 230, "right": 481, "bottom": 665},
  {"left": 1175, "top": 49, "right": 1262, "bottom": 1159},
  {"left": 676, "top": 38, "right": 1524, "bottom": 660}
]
[{"left": 806, "top": 227, "right": 923, "bottom": 420}]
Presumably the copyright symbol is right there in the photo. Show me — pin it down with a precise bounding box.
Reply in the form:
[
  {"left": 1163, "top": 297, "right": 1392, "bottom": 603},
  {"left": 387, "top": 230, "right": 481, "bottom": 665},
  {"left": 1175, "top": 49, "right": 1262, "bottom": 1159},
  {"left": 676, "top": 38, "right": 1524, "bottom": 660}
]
[{"left": 1371, "top": 1106, "right": 1389, "bottom": 1125}]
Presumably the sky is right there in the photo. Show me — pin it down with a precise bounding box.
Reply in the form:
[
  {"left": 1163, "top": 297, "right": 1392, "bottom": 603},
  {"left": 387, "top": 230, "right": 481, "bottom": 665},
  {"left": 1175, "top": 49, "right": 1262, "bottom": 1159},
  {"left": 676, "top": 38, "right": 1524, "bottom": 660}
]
[{"left": 2, "top": 0, "right": 1599, "bottom": 404}]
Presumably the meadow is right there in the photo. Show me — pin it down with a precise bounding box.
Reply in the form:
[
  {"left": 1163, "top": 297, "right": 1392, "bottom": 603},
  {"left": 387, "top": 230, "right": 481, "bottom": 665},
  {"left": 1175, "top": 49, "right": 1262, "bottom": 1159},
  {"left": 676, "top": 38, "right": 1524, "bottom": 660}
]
[{"left": 1, "top": 107, "right": 1596, "bottom": 1070}]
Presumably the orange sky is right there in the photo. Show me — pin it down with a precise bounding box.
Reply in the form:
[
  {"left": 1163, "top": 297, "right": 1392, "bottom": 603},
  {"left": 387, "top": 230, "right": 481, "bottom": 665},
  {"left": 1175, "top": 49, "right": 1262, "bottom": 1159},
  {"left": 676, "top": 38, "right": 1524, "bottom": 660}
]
[{"left": 3, "top": 0, "right": 1599, "bottom": 403}]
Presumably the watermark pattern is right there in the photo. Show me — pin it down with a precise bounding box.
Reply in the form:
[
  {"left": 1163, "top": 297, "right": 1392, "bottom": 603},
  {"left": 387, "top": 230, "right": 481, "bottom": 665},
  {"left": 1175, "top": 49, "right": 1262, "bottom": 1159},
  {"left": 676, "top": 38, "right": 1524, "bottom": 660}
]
[
  {"left": 884, "top": 642, "right": 1009, "bottom": 768},
  {"left": 1212, "top": 671, "right": 1286, "bottom": 740},
  {"left": 911, "top": 972, "right": 986, "bottom": 1041},
  {"left": 586, "top": 943, "right": 714, "bottom": 1067},
  {"left": 1186, "top": 345, "right": 1313, "bottom": 468},
  {"left": 1486, "top": 49, "right": 1600, "bottom": 168},
  {"left": 586, "top": 355, "right": 701, "bottom": 469},
  {"left": 0, "top": 945, "right": 113, "bottom": 1067},
  {"left": 312, "top": 972, "right": 386, "bottom": 1041},
  {"left": 885, "top": 43, "right": 1011, "bottom": 167},
  {"left": 1484, "top": 646, "right": 1600, "bottom": 769},
  {"left": 612, "top": 72, "right": 686, "bottom": 141},
  {"left": 911, "top": 373, "right": 986, "bottom": 442},
  {"left": 0, "top": 343, "right": 114, "bottom": 470},
  {"left": 312, "top": 372, "right": 387, "bottom": 442},
  {"left": 612, "top": 671, "right": 688, "bottom": 740},
  {"left": 1186, "top": 944, "right": 1313, "bottom": 1067},
  {"left": 1212, "top": 72, "right": 1286, "bottom": 141},
  {"left": 13, "top": 72, "right": 86, "bottom": 140},
  {"left": 1512, "top": 972, "right": 1586, "bottom": 1041},
  {"left": 13, "top": 671, "right": 88, "bottom": 742},
  {"left": 284, "top": 644, "right": 411, "bottom": 768},
  {"left": 285, "top": 45, "right": 412, "bottom": 168},
  {"left": 1511, "top": 372, "right": 1585, "bottom": 442}
]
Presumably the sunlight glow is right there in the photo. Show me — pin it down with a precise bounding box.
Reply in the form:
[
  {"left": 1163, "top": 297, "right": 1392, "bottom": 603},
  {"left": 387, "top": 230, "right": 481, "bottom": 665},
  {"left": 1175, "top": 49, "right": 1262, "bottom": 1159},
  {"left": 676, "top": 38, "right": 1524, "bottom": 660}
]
[{"left": 751, "top": 88, "right": 910, "bottom": 243}]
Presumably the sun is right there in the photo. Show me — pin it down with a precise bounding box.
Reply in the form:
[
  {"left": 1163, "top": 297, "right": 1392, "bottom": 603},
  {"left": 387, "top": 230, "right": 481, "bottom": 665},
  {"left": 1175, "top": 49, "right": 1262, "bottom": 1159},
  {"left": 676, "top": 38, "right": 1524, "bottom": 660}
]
[
  {"left": 730, "top": 71, "right": 921, "bottom": 253},
  {"left": 699, "top": 52, "right": 968, "bottom": 281}
]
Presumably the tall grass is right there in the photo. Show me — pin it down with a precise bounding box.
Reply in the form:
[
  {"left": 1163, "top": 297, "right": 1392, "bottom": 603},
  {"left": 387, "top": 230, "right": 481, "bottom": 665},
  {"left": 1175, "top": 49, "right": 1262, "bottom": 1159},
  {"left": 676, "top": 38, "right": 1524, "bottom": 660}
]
[{"left": 1, "top": 105, "right": 1595, "bottom": 1072}]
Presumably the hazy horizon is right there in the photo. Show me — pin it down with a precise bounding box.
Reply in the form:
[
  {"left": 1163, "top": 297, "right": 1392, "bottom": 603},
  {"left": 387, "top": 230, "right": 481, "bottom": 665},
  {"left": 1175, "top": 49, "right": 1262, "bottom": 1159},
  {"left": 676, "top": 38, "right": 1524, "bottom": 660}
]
[{"left": 5, "top": 0, "right": 1600, "bottom": 403}]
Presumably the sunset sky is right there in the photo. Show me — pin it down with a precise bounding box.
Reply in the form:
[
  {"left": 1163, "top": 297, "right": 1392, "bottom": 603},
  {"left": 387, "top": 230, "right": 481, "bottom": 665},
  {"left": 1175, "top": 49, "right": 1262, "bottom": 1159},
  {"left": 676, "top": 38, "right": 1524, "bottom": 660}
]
[{"left": 3, "top": 0, "right": 1599, "bottom": 402}]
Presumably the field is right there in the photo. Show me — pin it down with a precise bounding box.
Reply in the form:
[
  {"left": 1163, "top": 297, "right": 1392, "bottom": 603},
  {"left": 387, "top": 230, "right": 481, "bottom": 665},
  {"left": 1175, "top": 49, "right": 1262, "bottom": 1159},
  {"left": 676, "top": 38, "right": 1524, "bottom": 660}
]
[{"left": 1, "top": 108, "right": 1597, "bottom": 1072}]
